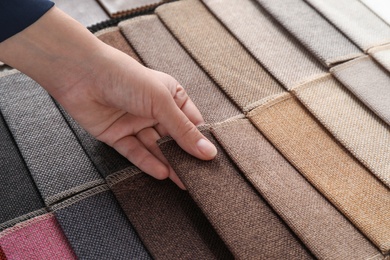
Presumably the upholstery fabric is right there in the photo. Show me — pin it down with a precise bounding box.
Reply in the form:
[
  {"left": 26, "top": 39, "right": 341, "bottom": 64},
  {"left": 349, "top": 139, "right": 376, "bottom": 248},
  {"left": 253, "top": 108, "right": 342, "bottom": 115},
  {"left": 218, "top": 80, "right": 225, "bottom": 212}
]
[
  {"left": 304, "top": 0, "right": 390, "bottom": 51},
  {"left": 0, "top": 247, "right": 5, "bottom": 260},
  {"left": 0, "top": 213, "right": 76, "bottom": 259},
  {"left": 0, "top": 72, "right": 103, "bottom": 205},
  {"left": 97, "top": 0, "right": 163, "bottom": 17},
  {"left": 203, "top": 0, "right": 326, "bottom": 89},
  {"left": 369, "top": 44, "right": 390, "bottom": 73},
  {"left": 360, "top": 0, "right": 390, "bottom": 25},
  {"left": 107, "top": 167, "right": 233, "bottom": 260},
  {"left": 156, "top": 0, "right": 285, "bottom": 112},
  {"left": 252, "top": 0, "right": 362, "bottom": 67},
  {"left": 158, "top": 129, "right": 313, "bottom": 259},
  {"left": 119, "top": 15, "right": 241, "bottom": 123},
  {"left": 211, "top": 118, "right": 382, "bottom": 260},
  {"left": 293, "top": 74, "right": 390, "bottom": 189},
  {"left": 248, "top": 93, "right": 390, "bottom": 254},
  {"left": 53, "top": 185, "right": 151, "bottom": 260},
  {"left": 330, "top": 56, "right": 390, "bottom": 126}
]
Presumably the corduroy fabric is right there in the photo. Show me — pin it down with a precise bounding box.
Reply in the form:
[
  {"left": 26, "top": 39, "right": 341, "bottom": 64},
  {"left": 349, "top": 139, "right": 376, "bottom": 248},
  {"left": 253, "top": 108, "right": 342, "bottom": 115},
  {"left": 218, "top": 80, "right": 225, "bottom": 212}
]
[
  {"left": 252, "top": 0, "right": 363, "bottom": 67},
  {"left": 248, "top": 93, "right": 390, "bottom": 254},
  {"left": 158, "top": 130, "right": 313, "bottom": 259},
  {"left": 211, "top": 118, "right": 382, "bottom": 260},
  {"left": 0, "top": 72, "right": 104, "bottom": 205},
  {"left": 97, "top": 0, "right": 164, "bottom": 17},
  {"left": 107, "top": 167, "right": 233, "bottom": 260},
  {"left": 0, "top": 112, "right": 45, "bottom": 226},
  {"left": 155, "top": 0, "right": 285, "bottom": 112},
  {"left": 369, "top": 44, "right": 390, "bottom": 73},
  {"left": 330, "top": 56, "right": 390, "bottom": 126},
  {"left": 293, "top": 74, "right": 390, "bottom": 189},
  {"left": 360, "top": 0, "right": 390, "bottom": 25},
  {"left": 0, "top": 213, "right": 76, "bottom": 259},
  {"left": 119, "top": 15, "right": 241, "bottom": 123},
  {"left": 304, "top": 0, "right": 390, "bottom": 51},
  {"left": 203, "top": 0, "right": 326, "bottom": 89}
]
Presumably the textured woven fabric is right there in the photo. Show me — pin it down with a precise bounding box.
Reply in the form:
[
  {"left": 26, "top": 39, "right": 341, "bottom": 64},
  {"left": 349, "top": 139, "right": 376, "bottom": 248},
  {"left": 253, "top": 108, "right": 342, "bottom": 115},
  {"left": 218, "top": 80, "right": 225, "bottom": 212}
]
[
  {"left": 203, "top": 0, "right": 326, "bottom": 89},
  {"left": 0, "top": 112, "right": 45, "bottom": 226},
  {"left": 156, "top": 0, "right": 284, "bottom": 112},
  {"left": 211, "top": 118, "right": 382, "bottom": 260},
  {"left": 361, "top": 0, "right": 390, "bottom": 25},
  {"left": 0, "top": 246, "right": 5, "bottom": 260},
  {"left": 252, "top": 0, "right": 362, "bottom": 67},
  {"left": 330, "top": 56, "right": 390, "bottom": 126},
  {"left": 293, "top": 74, "right": 390, "bottom": 189},
  {"left": 0, "top": 213, "right": 76, "bottom": 259},
  {"left": 97, "top": 0, "right": 163, "bottom": 17},
  {"left": 159, "top": 130, "right": 313, "bottom": 259},
  {"left": 304, "top": 0, "right": 390, "bottom": 51},
  {"left": 0, "top": 72, "right": 104, "bottom": 205},
  {"left": 369, "top": 44, "right": 390, "bottom": 73},
  {"left": 53, "top": 185, "right": 151, "bottom": 260},
  {"left": 248, "top": 93, "right": 390, "bottom": 254},
  {"left": 119, "top": 15, "right": 241, "bottom": 123},
  {"left": 107, "top": 167, "right": 233, "bottom": 260}
]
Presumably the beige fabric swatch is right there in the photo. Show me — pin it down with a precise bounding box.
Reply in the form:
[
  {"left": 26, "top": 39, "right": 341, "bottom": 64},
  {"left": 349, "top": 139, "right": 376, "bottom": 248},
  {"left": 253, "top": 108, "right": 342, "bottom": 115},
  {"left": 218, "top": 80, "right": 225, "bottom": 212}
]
[
  {"left": 293, "top": 74, "right": 390, "bottom": 189},
  {"left": 211, "top": 118, "right": 382, "bottom": 260},
  {"left": 369, "top": 44, "right": 390, "bottom": 73},
  {"left": 360, "top": 0, "right": 390, "bottom": 25},
  {"left": 97, "top": 0, "right": 164, "bottom": 17},
  {"left": 248, "top": 93, "right": 390, "bottom": 254},
  {"left": 155, "top": 0, "right": 284, "bottom": 112}
]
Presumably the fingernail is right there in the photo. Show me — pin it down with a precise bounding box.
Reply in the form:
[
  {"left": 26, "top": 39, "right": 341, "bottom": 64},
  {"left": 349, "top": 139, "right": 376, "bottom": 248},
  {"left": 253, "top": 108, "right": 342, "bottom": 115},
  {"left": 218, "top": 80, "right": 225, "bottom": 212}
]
[{"left": 196, "top": 138, "right": 217, "bottom": 158}]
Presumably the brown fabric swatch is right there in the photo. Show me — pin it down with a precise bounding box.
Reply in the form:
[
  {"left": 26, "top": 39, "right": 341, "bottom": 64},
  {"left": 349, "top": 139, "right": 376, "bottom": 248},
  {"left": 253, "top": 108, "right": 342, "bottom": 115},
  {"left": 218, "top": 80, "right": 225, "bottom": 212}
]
[
  {"left": 211, "top": 118, "right": 382, "bottom": 260},
  {"left": 159, "top": 129, "right": 313, "bottom": 259},
  {"left": 107, "top": 167, "right": 233, "bottom": 260},
  {"left": 97, "top": 0, "right": 164, "bottom": 17},
  {"left": 248, "top": 93, "right": 390, "bottom": 254},
  {"left": 293, "top": 74, "right": 390, "bottom": 189},
  {"left": 369, "top": 44, "right": 390, "bottom": 73},
  {"left": 119, "top": 15, "right": 241, "bottom": 123},
  {"left": 155, "top": 0, "right": 285, "bottom": 112}
]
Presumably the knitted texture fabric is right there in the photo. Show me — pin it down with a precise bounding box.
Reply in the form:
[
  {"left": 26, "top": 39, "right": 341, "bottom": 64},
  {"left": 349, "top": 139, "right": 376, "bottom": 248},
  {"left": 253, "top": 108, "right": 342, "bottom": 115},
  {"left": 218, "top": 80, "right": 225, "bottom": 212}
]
[
  {"left": 248, "top": 93, "right": 390, "bottom": 254},
  {"left": 97, "top": 0, "right": 163, "bottom": 17},
  {"left": 159, "top": 130, "right": 313, "bottom": 259},
  {"left": 155, "top": 0, "right": 285, "bottom": 112},
  {"left": 330, "top": 56, "right": 390, "bottom": 126},
  {"left": 211, "top": 118, "right": 382, "bottom": 260},
  {"left": 252, "top": 0, "right": 363, "bottom": 67},
  {"left": 0, "top": 247, "right": 5, "bottom": 260},
  {"left": 293, "top": 74, "right": 390, "bottom": 189},
  {"left": 360, "top": 0, "right": 390, "bottom": 25},
  {"left": 0, "top": 213, "right": 76, "bottom": 259},
  {"left": 202, "top": 0, "right": 326, "bottom": 89},
  {"left": 107, "top": 167, "right": 233, "bottom": 260},
  {"left": 304, "top": 0, "right": 390, "bottom": 51},
  {"left": 119, "top": 15, "right": 241, "bottom": 123},
  {"left": 0, "top": 72, "right": 103, "bottom": 205},
  {"left": 53, "top": 185, "right": 151, "bottom": 260},
  {"left": 369, "top": 44, "right": 390, "bottom": 73}
]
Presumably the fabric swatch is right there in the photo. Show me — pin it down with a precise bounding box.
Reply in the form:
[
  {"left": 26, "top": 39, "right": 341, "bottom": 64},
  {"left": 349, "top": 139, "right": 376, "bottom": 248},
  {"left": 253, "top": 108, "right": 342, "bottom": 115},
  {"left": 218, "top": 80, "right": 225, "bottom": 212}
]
[
  {"left": 248, "top": 93, "right": 390, "bottom": 254},
  {"left": 304, "top": 0, "right": 390, "bottom": 51},
  {"left": 330, "top": 56, "right": 390, "bottom": 126},
  {"left": 156, "top": 0, "right": 284, "bottom": 112},
  {"left": 203, "top": 0, "right": 326, "bottom": 89},
  {"left": 97, "top": 0, "right": 164, "bottom": 17},
  {"left": 159, "top": 129, "right": 313, "bottom": 259},
  {"left": 52, "top": 185, "right": 151, "bottom": 260},
  {"left": 0, "top": 247, "right": 5, "bottom": 260},
  {"left": 369, "top": 44, "right": 390, "bottom": 73},
  {"left": 252, "top": 0, "right": 362, "bottom": 67},
  {"left": 119, "top": 15, "right": 241, "bottom": 123},
  {"left": 211, "top": 118, "right": 382, "bottom": 260},
  {"left": 360, "top": 0, "right": 390, "bottom": 25},
  {"left": 0, "top": 72, "right": 104, "bottom": 205},
  {"left": 293, "top": 74, "right": 390, "bottom": 189},
  {"left": 107, "top": 167, "right": 233, "bottom": 260},
  {"left": 0, "top": 213, "right": 76, "bottom": 259}
]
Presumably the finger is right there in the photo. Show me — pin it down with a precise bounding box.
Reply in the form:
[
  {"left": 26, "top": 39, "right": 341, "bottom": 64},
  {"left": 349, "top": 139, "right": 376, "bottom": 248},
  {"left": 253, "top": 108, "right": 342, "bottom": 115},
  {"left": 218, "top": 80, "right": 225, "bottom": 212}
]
[
  {"left": 154, "top": 123, "right": 169, "bottom": 137},
  {"left": 174, "top": 85, "right": 204, "bottom": 126},
  {"left": 137, "top": 127, "right": 186, "bottom": 190}
]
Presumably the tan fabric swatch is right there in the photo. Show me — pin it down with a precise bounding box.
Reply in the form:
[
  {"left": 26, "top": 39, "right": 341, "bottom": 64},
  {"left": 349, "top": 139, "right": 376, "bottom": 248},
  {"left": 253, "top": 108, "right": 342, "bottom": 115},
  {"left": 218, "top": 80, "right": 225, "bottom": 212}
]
[
  {"left": 330, "top": 56, "right": 390, "bottom": 126},
  {"left": 97, "top": 0, "right": 164, "bottom": 17},
  {"left": 360, "top": 0, "right": 390, "bottom": 25},
  {"left": 248, "top": 93, "right": 390, "bottom": 254},
  {"left": 293, "top": 74, "right": 390, "bottom": 189},
  {"left": 211, "top": 118, "right": 382, "bottom": 260},
  {"left": 369, "top": 44, "right": 390, "bottom": 73},
  {"left": 304, "top": 0, "right": 390, "bottom": 51},
  {"left": 119, "top": 15, "right": 241, "bottom": 123},
  {"left": 158, "top": 130, "right": 313, "bottom": 259},
  {"left": 155, "top": 0, "right": 284, "bottom": 112}
]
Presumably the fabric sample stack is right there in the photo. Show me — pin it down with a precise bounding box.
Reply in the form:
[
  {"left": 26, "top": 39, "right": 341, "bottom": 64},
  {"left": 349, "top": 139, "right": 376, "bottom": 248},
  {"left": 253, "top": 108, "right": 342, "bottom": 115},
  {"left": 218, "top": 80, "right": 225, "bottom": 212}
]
[{"left": 0, "top": 0, "right": 389, "bottom": 259}]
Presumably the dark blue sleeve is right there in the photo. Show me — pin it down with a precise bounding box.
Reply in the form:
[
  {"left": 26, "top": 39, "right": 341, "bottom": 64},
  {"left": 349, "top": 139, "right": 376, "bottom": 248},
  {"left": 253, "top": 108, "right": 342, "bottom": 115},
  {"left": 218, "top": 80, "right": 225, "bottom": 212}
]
[{"left": 0, "top": 0, "right": 54, "bottom": 42}]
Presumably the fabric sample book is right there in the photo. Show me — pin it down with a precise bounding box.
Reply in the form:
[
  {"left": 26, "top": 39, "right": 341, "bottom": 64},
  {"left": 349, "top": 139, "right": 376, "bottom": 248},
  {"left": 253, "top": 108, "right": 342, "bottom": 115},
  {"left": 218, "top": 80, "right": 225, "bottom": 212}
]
[
  {"left": 159, "top": 129, "right": 313, "bottom": 259},
  {"left": 97, "top": 0, "right": 164, "bottom": 17},
  {"left": 0, "top": 72, "right": 104, "bottom": 205},
  {"left": 248, "top": 93, "right": 390, "bottom": 254},
  {"left": 119, "top": 15, "right": 241, "bottom": 123},
  {"left": 211, "top": 118, "right": 382, "bottom": 260},
  {"left": 360, "top": 0, "right": 390, "bottom": 25},
  {"left": 156, "top": 0, "right": 285, "bottom": 112},
  {"left": 369, "top": 44, "right": 390, "bottom": 73}
]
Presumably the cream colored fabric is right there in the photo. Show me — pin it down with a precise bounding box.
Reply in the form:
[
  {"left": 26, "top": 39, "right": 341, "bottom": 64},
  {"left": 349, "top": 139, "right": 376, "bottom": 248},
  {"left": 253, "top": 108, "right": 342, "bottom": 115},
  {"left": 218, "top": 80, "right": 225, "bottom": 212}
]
[
  {"left": 361, "top": 0, "right": 390, "bottom": 25},
  {"left": 369, "top": 44, "right": 390, "bottom": 73}
]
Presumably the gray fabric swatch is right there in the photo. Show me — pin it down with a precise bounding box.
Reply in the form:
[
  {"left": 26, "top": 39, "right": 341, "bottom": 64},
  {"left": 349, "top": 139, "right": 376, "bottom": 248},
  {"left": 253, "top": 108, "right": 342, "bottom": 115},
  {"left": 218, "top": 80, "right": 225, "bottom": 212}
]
[
  {"left": 360, "top": 0, "right": 390, "bottom": 25},
  {"left": 369, "top": 44, "right": 390, "bottom": 73}
]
